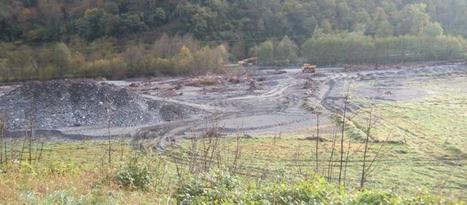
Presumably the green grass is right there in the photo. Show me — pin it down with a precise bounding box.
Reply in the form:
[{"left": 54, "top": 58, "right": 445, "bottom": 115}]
[
  {"left": 344, "top": 78, "right": 467, "bottom": 198},
  {"left": 0, "top": 135, "right": 465, "bottom": 204}
]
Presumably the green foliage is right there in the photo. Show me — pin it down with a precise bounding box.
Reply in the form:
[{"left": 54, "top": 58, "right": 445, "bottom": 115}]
[
  {"left": 398, "top": 4, "right": 432, "bottom": 36},
  {"left": 367, "top": 7, "right": 393, "bottom": 37},
  {"left": 0, "top": 42, "right": 75, "bottom": 81},
  {"left": 1, "top": 140, "right": 464, "bottom": 204},
  {"left": 302, "top": 32, "right": 373, "bottom": 65},
  {"left": 176, "top": 172, "right": 453, "bottom": 205},
  {"left": 176, "top": 171, "right": 240, "bottom": 204},
  {"left": 375, "top": 21, "right": 394, "bottom": 37},
  {"left": 256, "top": 40, "right": 275, "bottom": 65},
  {"left": 0, "top": 0, "right": 466, "bottom": 80},
  {"left": 275, "top": 36, "right": 299, "bottom": 65},
  {"left": 351, "top": 191, "right": 400, "bottom": 205},
  {"left": 243, "top": 176, "right": 342, "bottom": 204},
  {"left": 254, "top": 36, "right": 300, "bottom": 66},
  {"left": 22, "top": 189, "right": 117, "bottom": 205},
  {"left": 0, "top": 34, "right": 228, "bottom": 82},
  {"left": 425, "top": 22, "right": 444, "bottom": 37},
  {"left": 0, "top": 0, "right": 466, "bottom": 44},
  {"left": 43, "top": 161, "right": 80, "bottom": 176},
  {"left": 302, "top": 33, "right": 466, "bottom": 65},
  {"left": 46, "top": 43, "right": 72, "bottom": 76},
  {"left": 77, "top": 8, "right": 117, "bottom": 41},
  {"left": 191, "top": 45, "right": 229, "bottom": 74},
  {"left": 115, "top": 157, "right": 153, "bottom": 191}
]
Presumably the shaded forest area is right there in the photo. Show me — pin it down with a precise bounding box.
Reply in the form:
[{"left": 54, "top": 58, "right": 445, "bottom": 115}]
[{"left": 0, "top": 0, "right": 466, "bottom": 81}]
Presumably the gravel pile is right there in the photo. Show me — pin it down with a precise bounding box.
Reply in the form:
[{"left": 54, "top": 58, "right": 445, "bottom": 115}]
[{"left": 0, "top": 80, "right": 200, "bottom": 130}]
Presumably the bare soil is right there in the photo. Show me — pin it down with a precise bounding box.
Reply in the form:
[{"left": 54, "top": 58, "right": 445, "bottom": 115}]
[{"left": 0, "top": 62, "right": 466, "bottom": 148}]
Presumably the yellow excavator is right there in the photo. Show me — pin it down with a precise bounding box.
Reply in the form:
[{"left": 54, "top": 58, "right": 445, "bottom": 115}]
[{"left": 301, "top": 64, "right": 316, "bottom": 73}]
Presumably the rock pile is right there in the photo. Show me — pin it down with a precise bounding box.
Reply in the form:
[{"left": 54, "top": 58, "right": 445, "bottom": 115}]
[{"left": 0, "top": 80, "right": 200, "bottom": 130}]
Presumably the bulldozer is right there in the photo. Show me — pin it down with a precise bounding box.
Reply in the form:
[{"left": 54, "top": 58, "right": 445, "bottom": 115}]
[
  {"left": 238, "top": 57, "right": 258, "bottom": 66},
  {"left": 301, "top": 64, "right": 316, "bottom": 73}
]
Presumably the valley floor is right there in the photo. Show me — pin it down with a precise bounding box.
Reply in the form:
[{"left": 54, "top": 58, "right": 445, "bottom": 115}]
[{"left": 0, "top": 63, "right": 466, "bottom": 203}]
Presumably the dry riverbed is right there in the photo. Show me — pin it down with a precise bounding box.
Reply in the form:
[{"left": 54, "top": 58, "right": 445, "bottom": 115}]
[{"left": 0, "top": 62, "right": 466, "bottom": 148}]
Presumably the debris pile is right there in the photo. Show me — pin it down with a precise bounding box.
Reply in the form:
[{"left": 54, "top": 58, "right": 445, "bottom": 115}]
[
  {"left": 184, "top": 75, "right": 224, "bottom": 87},
  {"left": 0, "top": 80, "right": 201, "bottom": 130}
]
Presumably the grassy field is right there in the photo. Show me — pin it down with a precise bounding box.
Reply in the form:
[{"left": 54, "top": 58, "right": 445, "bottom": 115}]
[
  {"left": 345, "top": 77, "right": 467, "bottom": 197},
  {"left": 0, "top": 137, "right": 464, "bottom": 204},
  {"left": 0, "top": 129, "right": 465, "bottom": 204}
]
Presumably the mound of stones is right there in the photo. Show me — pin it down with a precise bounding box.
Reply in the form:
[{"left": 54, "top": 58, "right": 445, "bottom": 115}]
[{"left": 0, "top": 80, "right": 200, "bottom": 130}]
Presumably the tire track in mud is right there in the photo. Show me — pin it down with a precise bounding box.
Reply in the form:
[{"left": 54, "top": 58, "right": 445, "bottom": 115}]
[
  {"left": 214, "top": 74, "right": 313, "bottom": 133},
  {"left": 140, "top": 64, "right": 467, "bottom": 150},
  {"left": 316, "top": 64, "right": 467, "bottom": 163},
  {"left": 308, "top": 64, "right": 467, "bottom": 146},
  {"left": 5, "top": 63, "right": 464, "bottom": 149},
  {"left": 134, "top": 72, "right": 320, "bottom": 149}
]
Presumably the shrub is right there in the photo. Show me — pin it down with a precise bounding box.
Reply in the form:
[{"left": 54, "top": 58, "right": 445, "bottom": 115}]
[
  {"left": 176, "top": 171, "right": 240, "bottom": 204},
  {"left": 151, "top": 57, "right": 175, "bottom": 76},
  {"left": 0, "top": 59, "right": 9, "bottom": 82},
  {"left": 79, "top": 56, "right": 128, "bottom": 79},
  {"left": 351, "top": 191, "right": 400, "bottom": 205},
  {"left": 151, "top": 34, "right": 201, "bottom": 59},
  {"left": 175, "top": 172, "right": 453, "bottom": 204},
  {"left": 173, "top": 45, "right": 195, "bottom": 74},
  {"left": 23, "top": 189, "right": 116, "bottom": 205},
  {"left": 275, "top": 36, "right": 299, "bottom": 65},
  {"left": 242, "top": 175, "right": 342, "bottom": 204},
  {"left": 403, "top": 193, "right": 447, "bottom": 204},
  {"left": 191, "top": 45, "right": 228, "bottom": 74},
  {"left": 255, "top": 40, "right": 275, "bottom": 65},
  {"left": 115, "top": 157, "right": 153, "bottom": 191},
  {"left": 176, "top": 172, "right": 347, "bottom": 205}
]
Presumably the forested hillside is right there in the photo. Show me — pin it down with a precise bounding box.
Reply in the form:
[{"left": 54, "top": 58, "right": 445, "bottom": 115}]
[
  {"left": 2, "top": 0, "right": 467, "bottom": 43},
  {"left": 0, "top": 0, "right": 466, "bottom": 81}
]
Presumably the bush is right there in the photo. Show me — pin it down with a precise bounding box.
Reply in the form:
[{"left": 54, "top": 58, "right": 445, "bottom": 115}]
[
  {"left": 22, "top": 189, "right": 116, "bottom": 205},
  {"left": 191, "top": 45, "right": 228, "bottom": 74},
  {"left": 79, "top": 56, "right": 128, "bottom": 79},
  {"left": 275, "top": 36, "right": 299, "bottom": 65},
  {"left": 242, "top": 175, "right": 342, "bottom": 204},
  {"left": 0, "top": 59, "right": 9, "bottom": 82},
  {"left": 176, "top": 172, "right": 345, "bottom": 204},
  {"left": 151, "top": 34, "right": 201, "bottom": 59},
  {"left": 115, "top": 157, "right": 153, "bottom": 191},
  {"left": 175, "top": 172, "right": 453, "bottom": 204},
  {"left": 176, "top": 171, "right": 240, "bottom": 204},
  {"left": 351, "top": 191, "right": 400, "bottom": 205},
  {"left": 255, "top": 40, "right": 275, "bottom": 65}
]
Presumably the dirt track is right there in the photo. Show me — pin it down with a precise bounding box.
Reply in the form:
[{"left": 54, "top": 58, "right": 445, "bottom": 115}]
[{"left": 0, "top": 62, "right": 466, "bottom": 147}]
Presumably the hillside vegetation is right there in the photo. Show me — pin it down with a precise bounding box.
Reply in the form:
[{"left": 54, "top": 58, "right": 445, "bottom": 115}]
[
  {"left": 2, "top": 0, "right": 467, "bottom": 43},
  {"left": 1, "top": 0, "right": 467, "bottom": 81}
]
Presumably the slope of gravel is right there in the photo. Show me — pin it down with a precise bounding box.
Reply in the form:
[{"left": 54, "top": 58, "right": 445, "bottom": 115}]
[{"left": 0, "top": 79, "right": 202, "bottom": 131}]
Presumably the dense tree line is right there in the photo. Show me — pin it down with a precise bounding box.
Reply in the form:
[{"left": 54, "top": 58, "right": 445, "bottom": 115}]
[
  {"left": 0, "top": 0, "right": 466, "bottom": 81},
  {"left": 302, "top": 33, "right": 466, "bottom": 65},
  {"left": 0, "top": 35, "right": 228, "bottom": 82},
  {"left": 1, "top": 0, "right": 466, "bottom": 44}
]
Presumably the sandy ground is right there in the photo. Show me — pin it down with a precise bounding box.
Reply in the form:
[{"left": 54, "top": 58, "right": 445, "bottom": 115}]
[{"left": 1, "top": 62, "right": 466, "bottom": 146}]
